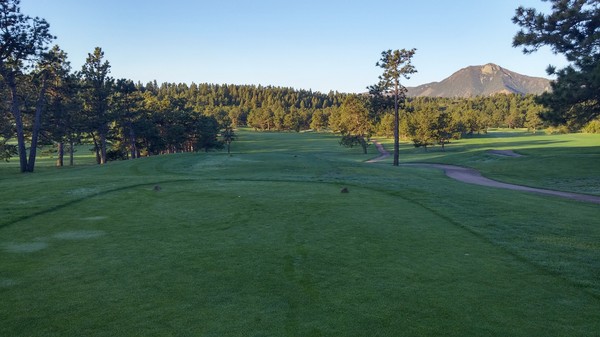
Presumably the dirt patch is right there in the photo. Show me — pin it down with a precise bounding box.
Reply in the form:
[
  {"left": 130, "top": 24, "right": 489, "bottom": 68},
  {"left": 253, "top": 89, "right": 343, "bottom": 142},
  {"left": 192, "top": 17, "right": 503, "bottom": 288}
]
[{"left": 488, "top": 150, "right": 523, "bottom": 157}]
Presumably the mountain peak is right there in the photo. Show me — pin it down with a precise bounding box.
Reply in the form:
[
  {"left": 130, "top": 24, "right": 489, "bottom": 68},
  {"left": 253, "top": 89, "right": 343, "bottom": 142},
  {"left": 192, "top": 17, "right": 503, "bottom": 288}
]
[
  {"left": 407, "top": 64, "right": 551, "bottom": 98},
  {"left": 481, "top": 63, "right": 501, "bottom": 75}
]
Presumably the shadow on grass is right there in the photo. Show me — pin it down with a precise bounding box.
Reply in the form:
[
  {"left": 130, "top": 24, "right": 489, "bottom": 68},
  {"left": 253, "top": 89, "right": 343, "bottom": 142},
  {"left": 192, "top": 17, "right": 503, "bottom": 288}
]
[{"left": 0, "top": 179, "right": 193, "bottom": 230}]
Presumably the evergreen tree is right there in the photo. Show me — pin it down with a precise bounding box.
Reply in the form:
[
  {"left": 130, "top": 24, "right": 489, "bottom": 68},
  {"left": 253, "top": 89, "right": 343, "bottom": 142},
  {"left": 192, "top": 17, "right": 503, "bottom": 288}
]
[
  {"left": 0, "top": 0, "right": 54, "bottom": 172},
  {"left": 194, "top": 115, "right": 222, "bottom": 152},
  {"left": 111, "top": 79, "right": 143, "bottom": 159},
  {"left": 513, "top": 0, "right": 600, "bottom": 128},
  {"left": 337, "top": 95, "right": 373, "bottom": 154},
  {"left": 53, "top": 73, "right": 82, "bottom": 166},
  {"left": 26, "top": 45, "right": 71, "bottom": 171},
  {"left": 221, "top": 125, "right": 236, "bottom": 154},
  {"left": 373, "top": 49, "right": 417, "bottom": 165},
  {"left": 407, "top": 106, "right": 437, "bottom": 149},
  {"left": 80, "top": 47, "right": 113, "bottom": 164},
  {"left": 310, "top": 109, "right": 329, "bottom": 131}
]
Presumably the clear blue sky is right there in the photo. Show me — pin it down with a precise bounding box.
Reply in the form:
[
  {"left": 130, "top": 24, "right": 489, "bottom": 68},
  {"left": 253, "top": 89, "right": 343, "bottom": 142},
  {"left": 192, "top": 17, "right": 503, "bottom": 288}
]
[{"left": 22, "top": 0, "right": 567, "bottom": 93}]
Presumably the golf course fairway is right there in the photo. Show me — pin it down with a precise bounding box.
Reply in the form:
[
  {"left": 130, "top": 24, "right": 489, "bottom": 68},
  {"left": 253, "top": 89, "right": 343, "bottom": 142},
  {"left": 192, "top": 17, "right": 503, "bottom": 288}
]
[{"left": 1, "top": 130, "right": 599, "bottom": 336}]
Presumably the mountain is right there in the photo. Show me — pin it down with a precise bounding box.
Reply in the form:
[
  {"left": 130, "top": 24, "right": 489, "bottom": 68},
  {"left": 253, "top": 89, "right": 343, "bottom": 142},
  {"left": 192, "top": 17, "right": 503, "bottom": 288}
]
[{"left": 406, "top": 63, "right": 552, "bottom": 98}]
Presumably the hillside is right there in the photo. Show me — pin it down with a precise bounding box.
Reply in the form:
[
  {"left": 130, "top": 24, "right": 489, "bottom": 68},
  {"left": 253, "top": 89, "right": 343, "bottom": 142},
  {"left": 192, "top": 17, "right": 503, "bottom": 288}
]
[{"left": 407, "top": 63, "right": 551, "bottom": 98}]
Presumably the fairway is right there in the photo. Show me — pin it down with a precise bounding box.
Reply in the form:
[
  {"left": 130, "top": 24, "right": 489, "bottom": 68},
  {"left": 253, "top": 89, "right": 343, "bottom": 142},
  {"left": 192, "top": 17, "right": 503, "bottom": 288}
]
[{"left": 1, "top": 130, "right": 599, "bottom": 336}]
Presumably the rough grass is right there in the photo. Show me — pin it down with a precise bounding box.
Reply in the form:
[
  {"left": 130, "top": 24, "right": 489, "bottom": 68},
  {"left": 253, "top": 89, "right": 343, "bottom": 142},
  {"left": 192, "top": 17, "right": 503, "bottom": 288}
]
[{"left": 1, "top": 130, "right": 599, "bottom": 336}]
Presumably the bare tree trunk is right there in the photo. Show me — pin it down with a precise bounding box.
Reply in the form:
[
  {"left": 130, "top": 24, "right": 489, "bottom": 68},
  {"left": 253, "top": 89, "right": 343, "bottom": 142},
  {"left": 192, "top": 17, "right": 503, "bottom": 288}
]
[
  {"left": 393, "top": 84, "right": 400, "bottom": 166},
  {"left": 6, "top": 73, "right": 28, "bottom": 172},
  {"left": 92, "top": 134, "right": 101, "bottom": 164},
  {"left": 27, "top": 74, "right": 50, "bottom": 172},
  {"left": 56, "top": 142, "right": 64, "bottom": 166},
  {"left": 69, "top": 139, "right": 75, "bottom": 166},
  {"left": 128, "top": 123, "right": 136, "bottom": 159},
  {"left": 361, "top": 137, "right": 368, "bottom": 154},
  {"left": 99, "top": 131, "right": 107, "bottom": 164}
]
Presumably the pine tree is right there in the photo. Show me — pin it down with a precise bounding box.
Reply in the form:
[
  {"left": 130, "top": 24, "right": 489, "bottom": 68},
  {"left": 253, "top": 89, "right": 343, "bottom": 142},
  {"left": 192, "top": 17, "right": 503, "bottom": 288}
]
[
  {"left": 0, "top": 0, "right": 54, "bottom": 172},
  {"left": 80, "top": 47, "right": 113, "bottom": 164},
  {"left": 513, "top": 0, "right": 600, "bottom": 128},
  {"left": 373, "top": 49, "right": 417, "bottom": 165}
]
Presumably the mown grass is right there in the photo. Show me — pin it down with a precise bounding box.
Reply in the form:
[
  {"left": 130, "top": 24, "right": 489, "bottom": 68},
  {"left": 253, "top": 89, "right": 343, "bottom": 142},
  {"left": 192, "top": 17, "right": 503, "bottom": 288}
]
[
  {"left": 377, "top": 129, "right": 600, "bottom": 195},
  {"left": 1, "top": 130, "right": 599, "bottom": 336}
]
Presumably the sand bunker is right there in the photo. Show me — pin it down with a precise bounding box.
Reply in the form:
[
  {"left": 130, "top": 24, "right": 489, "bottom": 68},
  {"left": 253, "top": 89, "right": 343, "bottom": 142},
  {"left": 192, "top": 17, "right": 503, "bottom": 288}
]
[{"left": 487, "top": 149, "right": 523, "bottom": 157}]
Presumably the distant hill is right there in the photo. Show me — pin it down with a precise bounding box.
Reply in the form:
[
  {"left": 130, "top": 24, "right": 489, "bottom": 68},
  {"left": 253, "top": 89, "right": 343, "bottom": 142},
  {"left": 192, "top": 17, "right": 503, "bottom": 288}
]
[{"left": 406, "top": 63, "right": 552, "bottom": 98}]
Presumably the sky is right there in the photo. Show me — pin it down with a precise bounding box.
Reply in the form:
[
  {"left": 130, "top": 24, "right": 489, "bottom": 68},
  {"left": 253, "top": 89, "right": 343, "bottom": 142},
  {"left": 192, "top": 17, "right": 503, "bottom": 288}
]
[{"left": 22, "top": 0, "right": 568, "bottom": 93}]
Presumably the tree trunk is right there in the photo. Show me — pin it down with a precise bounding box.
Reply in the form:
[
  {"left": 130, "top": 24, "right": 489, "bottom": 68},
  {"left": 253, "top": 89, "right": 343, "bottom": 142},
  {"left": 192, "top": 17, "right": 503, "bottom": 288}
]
[
  {"left": 128, "top": 123, "right": 137, "bottom": 159},
  {"left": 69, "top": 139, "right": 75, "bottom": 166},
  {"left": 393, "top": 84, "right": 400, "bottom": 166},
  {"left": 92, "top": 134, "right": 101, "bottom": 164},
  {"left": 6, "top": 73, "right": 28, "bottom": 172},
  {"left": 56, "top": 142, "right": 64, "bottom": 167},
  {"left": 361, "top": 137, "right": 368, "bottom": 154},
  {"left": 27, "top": 74, "right": 50, "bottom": 172},
  {"left": 99, "top": 131, "right": 107, "bottom": 164}
]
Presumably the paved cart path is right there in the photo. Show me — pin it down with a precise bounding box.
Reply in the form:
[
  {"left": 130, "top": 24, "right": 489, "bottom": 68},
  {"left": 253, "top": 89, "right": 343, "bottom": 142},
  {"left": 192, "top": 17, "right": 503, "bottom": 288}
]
[{"left": 368, "top": 140, "right": 600, "bottom": 205}]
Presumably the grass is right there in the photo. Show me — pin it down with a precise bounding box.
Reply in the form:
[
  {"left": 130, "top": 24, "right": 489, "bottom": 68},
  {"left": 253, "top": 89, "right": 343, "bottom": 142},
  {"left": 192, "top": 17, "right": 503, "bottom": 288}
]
[
  {"left": 378, "top": 129, "right": 600, "bottom": 195},
  {"left": 1, "top": 130, "right": 599, "bottom": 336}
]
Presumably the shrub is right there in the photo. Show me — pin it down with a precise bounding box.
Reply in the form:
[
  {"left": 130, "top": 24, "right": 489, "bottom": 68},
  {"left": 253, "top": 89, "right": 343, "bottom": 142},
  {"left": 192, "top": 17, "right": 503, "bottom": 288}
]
[
  {"left": 582, "top": 120, "right": 600, "bottom": 134},
  {"left": 545, "top": 125, "right": 571, "bottom": 134}
]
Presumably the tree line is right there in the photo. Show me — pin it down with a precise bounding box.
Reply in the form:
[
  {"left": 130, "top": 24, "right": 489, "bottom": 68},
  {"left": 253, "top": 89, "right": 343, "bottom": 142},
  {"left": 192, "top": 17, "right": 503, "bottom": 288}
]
[
  {"left": 0, "top": 34, "right": 554, "bottom": 171},
  {"left": 327, "top": 93, "right": 549, "bottom": 153},
  {"left": 3, "top": 0, "right": 598, "bottom": 172}
]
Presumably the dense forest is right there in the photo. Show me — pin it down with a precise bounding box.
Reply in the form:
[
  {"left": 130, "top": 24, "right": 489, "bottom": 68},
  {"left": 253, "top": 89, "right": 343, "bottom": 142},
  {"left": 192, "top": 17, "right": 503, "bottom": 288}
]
[
  {"left": 0, "top": 46, "right": 563, "bottom": 167},
  {"left": 0, "top": 45, "right": 555, "bottom": 166}
]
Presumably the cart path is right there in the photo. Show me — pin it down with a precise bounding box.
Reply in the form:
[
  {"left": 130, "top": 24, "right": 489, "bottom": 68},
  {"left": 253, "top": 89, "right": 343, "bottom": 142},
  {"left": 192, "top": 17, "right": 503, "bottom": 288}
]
[
  {"left": 366, "top": 139, "right": 391, "bottom": 163},
  {"left": 368, "top": 140, "right": 600, "bottom": 205}
]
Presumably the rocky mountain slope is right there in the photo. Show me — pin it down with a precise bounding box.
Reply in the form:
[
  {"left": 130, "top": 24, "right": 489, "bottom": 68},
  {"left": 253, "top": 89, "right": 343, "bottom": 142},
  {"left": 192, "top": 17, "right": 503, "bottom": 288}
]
[{"left": 406, "top": 63, "right": 551, "bottom": 98}]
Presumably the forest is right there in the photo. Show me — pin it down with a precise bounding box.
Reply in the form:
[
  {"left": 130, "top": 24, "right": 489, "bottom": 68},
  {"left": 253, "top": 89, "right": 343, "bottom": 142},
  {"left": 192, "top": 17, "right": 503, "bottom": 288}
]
[
  {"left": 2, "top": 0, "right": 598, "bottom": 173},
  {"left": 0, "top": 44, "right": 555, "bottom": 169}
]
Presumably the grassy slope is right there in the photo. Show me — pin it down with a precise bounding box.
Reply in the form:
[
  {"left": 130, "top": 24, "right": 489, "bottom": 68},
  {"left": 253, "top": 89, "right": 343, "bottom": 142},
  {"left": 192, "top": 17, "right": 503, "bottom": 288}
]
[{"left": 1, "top": 130, "right": 599, "bottom": 336}]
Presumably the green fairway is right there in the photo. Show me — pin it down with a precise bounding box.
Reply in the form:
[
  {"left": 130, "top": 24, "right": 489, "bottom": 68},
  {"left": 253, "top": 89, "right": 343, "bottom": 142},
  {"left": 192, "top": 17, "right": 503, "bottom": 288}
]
[{"left": 1, "top": 130, "right": 599, "bottom": 336}]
